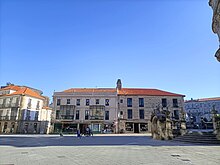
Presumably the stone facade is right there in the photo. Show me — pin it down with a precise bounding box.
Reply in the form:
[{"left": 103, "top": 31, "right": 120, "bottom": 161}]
[
  {"left": 117, "top": 95, "right": 185, "bottom": 134},
  {"left": 209, "top": 0, "right": 220, "bottom": 61},
  {"left": 53, "top": 80, "right": 185, "bottom": 134}
]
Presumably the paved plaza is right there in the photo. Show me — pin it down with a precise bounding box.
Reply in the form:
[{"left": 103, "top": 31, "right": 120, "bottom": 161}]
[{"left": 0, "top": 134, "right": 220, "bottom": 165}]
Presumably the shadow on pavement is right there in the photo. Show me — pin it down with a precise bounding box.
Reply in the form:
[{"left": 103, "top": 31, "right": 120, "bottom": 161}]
[{"left": 0, "top": 135, "right": 219, "bottom": 147}]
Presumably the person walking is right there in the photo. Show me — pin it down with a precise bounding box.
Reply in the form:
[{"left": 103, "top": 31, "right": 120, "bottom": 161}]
[{"left": 76, "top": 129, "right": 81, "bottom": 139}]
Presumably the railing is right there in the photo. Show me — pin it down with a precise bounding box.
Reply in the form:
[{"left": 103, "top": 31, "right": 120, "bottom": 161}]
[
  {"left": 0, "top": 116, "right": 17, "bottom": 121},
  {"left": 90, "top": 116, "right": 104, "bottom": 120},
  {"left": 60, "top": 115, "right": 75, "bottom": 120}
]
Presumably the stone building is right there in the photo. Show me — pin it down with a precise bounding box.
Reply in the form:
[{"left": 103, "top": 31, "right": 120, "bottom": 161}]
[
  {"left": 53, "top": 88, "right": 117, "bottom": 134},
  {"left": 184, "top": 97, "right": 220, "bottom": 128},
  {"left": 209, "top": 0, "right": 220, "bottom": 61},
  {"left": 53, "top": 79, "right": 185, "bottom": 134},
  {"left": 116, "top": 80, "right": 185, "bottom": 133},
  {"left": 0, "top": 84, "right": 52, "bottom": 134}
]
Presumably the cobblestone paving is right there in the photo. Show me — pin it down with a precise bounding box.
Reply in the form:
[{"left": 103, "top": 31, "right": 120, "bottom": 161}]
[{"left": 0, "top": 134, "right": 220, "bottom": 165}]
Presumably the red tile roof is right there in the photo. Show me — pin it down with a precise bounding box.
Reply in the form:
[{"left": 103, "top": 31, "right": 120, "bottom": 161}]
[
  {"left": 0, "top": 85, "right": 21, "bottom": 91},
  {"left": 118, "top": 88, "right": 185, "bottom": 97},
  {"left": 185, "top": 97, "right": 220, "bottom": 102},
  {"left": 63, "top": 88, "right": 117, "bottom": 93},
  {"left": 2, "top": 86, "right": 44, "bottom": 100},
  {"left": 62, "top": 87, "right": 184, "bottom": 97}
]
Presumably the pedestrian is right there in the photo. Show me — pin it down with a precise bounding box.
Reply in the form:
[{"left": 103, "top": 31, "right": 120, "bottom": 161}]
[
  {"left": 86, "top": 127, "right": 89, "bottom": 136},
  {"left": 60, "top": 131, "right": 63, "bottom": 137},
  {"left": 76, "top": 129, "right": 81, "bottom": 139}
]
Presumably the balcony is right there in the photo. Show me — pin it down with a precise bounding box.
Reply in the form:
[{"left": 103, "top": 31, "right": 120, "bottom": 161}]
[
  {"left": 0, "top": 116, "right": 17, "bottom": 121},
  {"left": 90, "top": 116, "right": 104, "bottom": 120},
  {"left": 60, "top": 115, "right": 75, "bottom": 120}
]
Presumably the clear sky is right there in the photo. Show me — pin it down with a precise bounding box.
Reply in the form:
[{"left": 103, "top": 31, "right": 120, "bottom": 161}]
[{"left": 0, "top": 0, "right": 219, "bottom": 101}]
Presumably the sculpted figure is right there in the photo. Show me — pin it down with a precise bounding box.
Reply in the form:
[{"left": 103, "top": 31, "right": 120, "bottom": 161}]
[{"left": 209, "top": 0, "right": 220, "bottom": 61}]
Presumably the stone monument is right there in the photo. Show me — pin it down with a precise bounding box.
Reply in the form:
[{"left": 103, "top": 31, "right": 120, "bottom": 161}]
[
  {"left": 150, "top": 107, "right": 186, "bottom": 140},
  {"left": 209, "top": 0, "right": 220, "bottom": 61}
]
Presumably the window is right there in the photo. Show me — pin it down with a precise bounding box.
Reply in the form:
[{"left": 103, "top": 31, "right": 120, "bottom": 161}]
[
  {"left": 86, "top": 99, "right": 90, "bottom": 106},
  {"left": 127, "top": 98, "right": 132, "bottom": 107},
  {"left": 139, "top": 109, "right": 144, "bottom": 119},
  {"left": 66, "top": 109, "right": 70, "bottom": 116},
  {"left": 12, "top": 97, "right": 17, "bottom": 104},
  {"left": 85, "top": 110, "right": 89, "bottom": 120},
  {"left": 105, "top": 111, "right": 109, "bottom": 120},
  {"left": 139, "top": 98, "right": 144, "bottom": 107},
  {"left": 96, "top": 99, "right": 99, "bottom": 105},
  {"left": 120, "top": 111, "right": 123, "bottom": 115},
  {"left": 26, "top": 110, "right": 31, "bottom": 120},
  {"left": 162, "top": 98, "right": 167, "bottom": 107},
  {"left": 77, "top": 99, "right": 80, "bottom": 106},
  {"left": 36, "top": 101, "right": 40, "bottom": 109},
  {"left": 105, "top": 99, "right": 109, "bottom": 106},
  {"left": 173, "top": 99, "right": 178, "bottom": 107},
  {"left": 5, "top": 98, "right": 11, "bottom": 106},
  {"left": 57, "top": 99, "right": 61, "bottom": 106},
  {"left": 34, "top": 123, "right": 37, "bottom": 132},
  {"left": 35, "top": 111, "right": 39, "bottom": 121},
  {"left": 127, "top": 109, "right": 132, "bottom": 119},
  {"left": 120, "top": 99, "right": 123, "bottom": 103},
  {"left": 27, "top": 99, "right": 32, "bottom": 109},
  {"left": 76, "top": 110, "right": 79, "bottom": 120},
  {"left": 56, "top": 110, "right": 60, "bottom": 119},
  {"left": 67, "top": 99, "right": 70, "bottom": 104},
  {"left": 174, "top": 110, "right": 179, "bottom": 120}
]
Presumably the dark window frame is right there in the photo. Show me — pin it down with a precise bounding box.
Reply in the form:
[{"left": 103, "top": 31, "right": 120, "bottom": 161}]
[
  {"left": 76, "top": 110, "right": 79, "bottom": 120},
  {"left": 139, "top": 109, "right": 144, "bottom": 119},
  {"left": 67, "top": 99, "right": 70, "bottom": 105},
  {"left": 139, "top": 98, "right": 144, "bottom": 107},
  {"left": 105, "top": 111, "right": 109, "bottom": 120},
  {"left": 57, "top": 99, "right": 61, "bottom": 106},
  {"left": 96, "top": 99, "right": 99, "bottom": 105},
  {"left": 162, "top": 98, "right": 167, "bottom": 107},
  {"left": 86, "top": 99, "right": 90, "bottom": 106},
  {"left": 173, "top": 99, "right": 178, "bottom": 107},
  {"left": 127, "top": 98, "right": 132, "bottom": 107},
  {"left": 127, "top": 109, "right": 132, "bottom": 119},
  {"left": 105, "top": 99, "right": 109, "bottom": 106},
  {"left": 76, "top": 99, "right": 80, "bottom": 106},
  {"left": 85, "top": 110, "right": 89, "bottom": 120}
]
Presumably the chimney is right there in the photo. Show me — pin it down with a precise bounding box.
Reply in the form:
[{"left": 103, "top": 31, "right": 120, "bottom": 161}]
[{"left": 116, "top": 79, "right": 122, "bottom": 90}]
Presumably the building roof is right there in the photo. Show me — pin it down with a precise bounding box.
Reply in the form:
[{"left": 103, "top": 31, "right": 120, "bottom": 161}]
[
  {"left": 62, "top": 87, "right": 184, "bottom": 97},
  {"left": 1, "top": 86, "right": 45, "bottom": 100},
  {"left": 118, "top": 88, "right": 185, "bottom": 97},
  {"left": 0, "top": 85, "right": 21, "bottom": 91},
  {"left": 185, "top": 97, "right": 220, "bottom": 103},
  {"left": 63, "top": 88, "right": 117, "bottom": 93}
]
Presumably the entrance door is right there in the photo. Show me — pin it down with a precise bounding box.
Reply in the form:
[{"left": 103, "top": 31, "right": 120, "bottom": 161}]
[{"left": 134, "top": 123, "right": 139, "bottom": 133}]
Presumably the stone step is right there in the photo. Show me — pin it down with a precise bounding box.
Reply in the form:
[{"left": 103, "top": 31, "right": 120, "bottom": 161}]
[{"left": 172, "top": 131, "right": 220, "bottom": 145}]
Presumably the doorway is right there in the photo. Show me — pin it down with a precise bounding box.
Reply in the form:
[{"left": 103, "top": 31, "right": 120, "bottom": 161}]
[{"left": 134, "top": 123, "right": 139, "bottom": 133}]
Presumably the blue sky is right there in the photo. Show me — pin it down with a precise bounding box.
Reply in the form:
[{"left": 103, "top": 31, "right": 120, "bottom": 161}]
[{"left": 0, "top": 0, "right": 219, "bottom": 101}]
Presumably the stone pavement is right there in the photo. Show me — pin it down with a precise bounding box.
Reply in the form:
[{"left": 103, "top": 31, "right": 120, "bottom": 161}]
[{"left": 0, "top": 134, "right": 220, "bottom": 165}]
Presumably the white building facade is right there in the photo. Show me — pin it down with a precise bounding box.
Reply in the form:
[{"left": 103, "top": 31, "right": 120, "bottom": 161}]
[
  {"left": 184, "top": 97, "right": 220, "bottom": 128},
  {"left": 0, "top": 84, "right": 52, "bottom": 134}
]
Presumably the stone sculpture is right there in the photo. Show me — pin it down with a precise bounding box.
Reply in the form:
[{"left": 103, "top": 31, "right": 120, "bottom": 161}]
[{"left": 209, "top": 0, "right": 220, "bottom": 61}]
